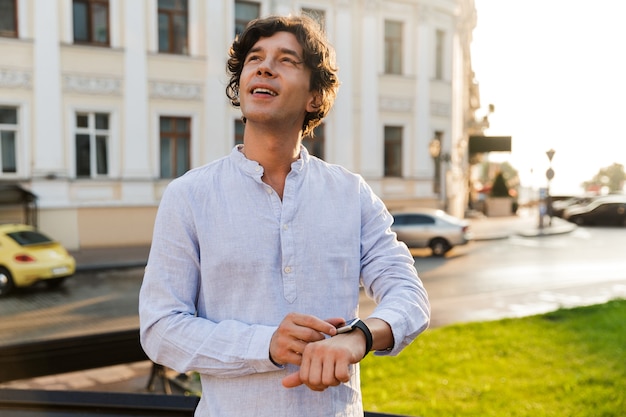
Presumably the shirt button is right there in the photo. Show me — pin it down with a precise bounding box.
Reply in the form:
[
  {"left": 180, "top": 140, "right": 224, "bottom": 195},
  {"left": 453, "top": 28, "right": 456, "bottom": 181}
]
[
  {"left": 283, "top": 224, "right": 289, "bottom": 231},
  {"left": 266, "top": 186, "right": 272, "bottom": 194},
  {"left": 255, "top": 166, "right": 261, "bottom": 172},
  {"left": 284, "top": 266, "right": 292, "bottom": 273}
]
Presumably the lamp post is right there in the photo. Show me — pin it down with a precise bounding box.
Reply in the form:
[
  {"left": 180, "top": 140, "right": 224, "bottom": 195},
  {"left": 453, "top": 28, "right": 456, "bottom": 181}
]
[
  {"left": 539, "top": 149, "right": 556, "bottom": 230},
  {"left": 428, "top": 138, "right": 451, "bottom": 210},
  {"left": 428, "top": 139, "right": 441, "bottom": 196},
  {"left": 545, "top": 149, "right": 555, "bottom": 226}
]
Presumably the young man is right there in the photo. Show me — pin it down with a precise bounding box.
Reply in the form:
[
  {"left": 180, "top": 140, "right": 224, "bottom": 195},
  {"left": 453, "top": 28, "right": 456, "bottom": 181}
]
[{"left": 139, "top": 15, "right": 430, "bottom": 416}]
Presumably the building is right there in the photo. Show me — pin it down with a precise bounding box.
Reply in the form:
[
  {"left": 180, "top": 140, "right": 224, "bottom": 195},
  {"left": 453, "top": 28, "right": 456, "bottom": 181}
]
[{"left": 0, "top": 0, "right": 480, "bottom": 249}]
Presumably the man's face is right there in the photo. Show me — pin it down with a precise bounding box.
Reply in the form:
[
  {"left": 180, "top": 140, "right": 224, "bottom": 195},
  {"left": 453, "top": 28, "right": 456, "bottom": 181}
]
[{"left": 239, "top": 31, "right": 318, "bottom": 132}]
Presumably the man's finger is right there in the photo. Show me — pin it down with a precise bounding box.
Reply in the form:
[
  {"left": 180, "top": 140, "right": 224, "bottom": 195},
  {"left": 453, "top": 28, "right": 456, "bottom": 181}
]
[
  {"left": 282, "top": 372, "right": 303, "bottom": 388},
  {"left": 325, "top": 317, "right": 345, "bottom": 332},
  {"left": 291, "top": 313, "right": 338, "bottom": 336}
]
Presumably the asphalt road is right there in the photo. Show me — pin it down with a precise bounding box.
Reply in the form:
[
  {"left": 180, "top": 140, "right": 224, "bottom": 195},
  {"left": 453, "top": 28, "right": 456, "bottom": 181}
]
[
  {"left": 418, "top": 226, "right": 626, "bottom": 327},
  {"left": 1, "top": 225, "right": 625, "bottom": 346}
]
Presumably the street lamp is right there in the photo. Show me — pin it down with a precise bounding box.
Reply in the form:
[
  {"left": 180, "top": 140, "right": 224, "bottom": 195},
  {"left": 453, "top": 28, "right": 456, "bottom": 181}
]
[
  {"left": 428, "top": 138, "right": 441, "bottom": 195},
  {"left": 546, "top": 148, "right": 555, "bottom": 226},
  {"left": 539, "top": 148, "right": 556, "bottom": 229},
  {"left": 429, "top": 138, "right": 451, "bottom": 210}
]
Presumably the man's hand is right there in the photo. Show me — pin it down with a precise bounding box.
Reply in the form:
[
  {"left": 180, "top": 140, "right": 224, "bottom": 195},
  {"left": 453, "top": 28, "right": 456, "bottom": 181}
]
[
  {"left": 269, "top": 313, "right": 342, "bottom": 367},
  {"left": 281, "top": 329, "right": 367, "bottom": 391}
]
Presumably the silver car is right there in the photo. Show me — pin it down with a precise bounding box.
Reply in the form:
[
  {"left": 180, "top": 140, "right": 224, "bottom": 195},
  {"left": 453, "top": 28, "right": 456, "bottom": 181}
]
[{"left": 391, "top": 209, "right": 472, "bottom": 256}]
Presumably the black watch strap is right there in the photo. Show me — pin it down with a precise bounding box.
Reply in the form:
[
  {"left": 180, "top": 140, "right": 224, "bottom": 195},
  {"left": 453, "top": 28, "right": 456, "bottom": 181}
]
[{"left": 352, "top": 319, "right": 373, "bottom": 358}]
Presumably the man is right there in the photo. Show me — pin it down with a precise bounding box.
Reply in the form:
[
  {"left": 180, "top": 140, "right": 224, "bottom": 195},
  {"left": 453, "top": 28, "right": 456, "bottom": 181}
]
[{"left": 139, "top": 14, "right": 430, "bottom": 416}]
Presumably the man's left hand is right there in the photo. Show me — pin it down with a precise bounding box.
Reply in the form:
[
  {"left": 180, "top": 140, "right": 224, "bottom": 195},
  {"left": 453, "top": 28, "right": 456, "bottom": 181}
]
[{"left": 281, "top": 330, "right": 366, "bottom": 391}]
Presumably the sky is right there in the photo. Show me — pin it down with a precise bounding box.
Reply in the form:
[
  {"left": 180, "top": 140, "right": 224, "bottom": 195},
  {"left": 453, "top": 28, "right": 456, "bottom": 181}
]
[{"left": 471, "top": 0, "right": 626, "bottom": 195}]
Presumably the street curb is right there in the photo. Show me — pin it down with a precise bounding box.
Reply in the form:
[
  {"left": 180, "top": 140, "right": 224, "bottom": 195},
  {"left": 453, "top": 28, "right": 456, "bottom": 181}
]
[
  {"left": 516, "top": 225, "right": 577, "bottom": 238},
  {"left": 76, "top": 262, "right": 146, "bottom": 273}
]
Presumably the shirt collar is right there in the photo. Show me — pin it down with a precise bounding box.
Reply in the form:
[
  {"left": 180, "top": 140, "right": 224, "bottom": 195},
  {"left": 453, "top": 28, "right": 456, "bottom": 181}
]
[{"left": 231, "top": 145, "right": 309, "bottom": 177}]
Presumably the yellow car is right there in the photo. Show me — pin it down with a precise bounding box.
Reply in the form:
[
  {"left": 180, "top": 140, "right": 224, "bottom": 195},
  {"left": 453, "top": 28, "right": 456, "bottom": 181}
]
[{"left": 0, "top": 224, "right": 76, "bottom": 296}]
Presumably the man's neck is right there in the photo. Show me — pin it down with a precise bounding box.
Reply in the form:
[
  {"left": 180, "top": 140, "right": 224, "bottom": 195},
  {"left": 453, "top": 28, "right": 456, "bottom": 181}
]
[{"left": 242, "top": 124, "right": 302, "bottom": 199}]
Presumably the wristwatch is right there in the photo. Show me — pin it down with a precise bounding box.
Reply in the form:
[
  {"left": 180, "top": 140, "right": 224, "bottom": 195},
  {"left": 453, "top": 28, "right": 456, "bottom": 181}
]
[{"left": 336, "top": 318, "right": 373, "bottom": 358}]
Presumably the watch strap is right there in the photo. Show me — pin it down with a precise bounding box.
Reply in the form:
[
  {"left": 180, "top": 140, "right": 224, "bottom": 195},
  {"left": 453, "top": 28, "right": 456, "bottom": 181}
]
[{"left": 353, "top": 319, "right": 373, "bottom": 358}]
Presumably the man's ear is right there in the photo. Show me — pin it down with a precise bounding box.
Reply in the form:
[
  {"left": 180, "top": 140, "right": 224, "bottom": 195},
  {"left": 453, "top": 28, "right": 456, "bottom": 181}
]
[{"left": 306, "top": 92, "right": 322, "bottom": 112}]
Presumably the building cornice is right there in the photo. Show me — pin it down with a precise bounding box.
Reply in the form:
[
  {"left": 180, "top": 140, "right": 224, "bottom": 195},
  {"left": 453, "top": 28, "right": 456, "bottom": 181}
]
[
  {"left": 149, "top": 81, "right": 203, "bottom": 101},
  {"left": 0, "top": 68, "right": 32, "bottom": 89},
  {"left": 63, "top": 74, "right": 122, "bottom": 95}
]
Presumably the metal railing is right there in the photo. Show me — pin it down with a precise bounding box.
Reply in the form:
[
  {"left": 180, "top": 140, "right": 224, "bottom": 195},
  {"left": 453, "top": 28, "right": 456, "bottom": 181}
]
[{"left": 0, "top": 329, "right": 411, "bottom": 417}]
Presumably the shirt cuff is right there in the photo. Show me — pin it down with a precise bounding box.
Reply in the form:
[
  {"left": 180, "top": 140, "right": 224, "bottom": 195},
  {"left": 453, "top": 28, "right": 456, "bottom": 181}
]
[
  {"left": 247, "top": 324, "right": 285, "bottom": 373},
  {"left": 368, "top": 310, "right": 409, "bottom": 356}
]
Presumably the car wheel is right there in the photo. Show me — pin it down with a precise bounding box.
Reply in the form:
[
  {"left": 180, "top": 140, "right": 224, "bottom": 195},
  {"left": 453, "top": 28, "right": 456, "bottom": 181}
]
[
  {"left": 430, "top": 238, "right": 450, "bottom": 257},
  {"left": 45, "top": 277, "right": 67, "bottom": 288},
  {"left": 0, "top": 267, "right": 15, "bottom": 296}
]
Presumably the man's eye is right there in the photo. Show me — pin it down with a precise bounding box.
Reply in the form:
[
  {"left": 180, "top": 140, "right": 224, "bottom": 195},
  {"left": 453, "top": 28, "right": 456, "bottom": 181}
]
[{"left": 281, "top": 57, "right": 301, "bottom": 65}]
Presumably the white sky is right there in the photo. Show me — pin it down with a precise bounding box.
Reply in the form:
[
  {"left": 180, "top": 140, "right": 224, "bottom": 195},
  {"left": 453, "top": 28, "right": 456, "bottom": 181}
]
[{"left": 471, "top": 0, "right": 626, "bottom": 195}]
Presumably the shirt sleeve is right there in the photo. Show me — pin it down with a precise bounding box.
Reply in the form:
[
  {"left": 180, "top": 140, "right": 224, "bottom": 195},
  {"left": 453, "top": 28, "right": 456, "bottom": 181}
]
[
  {"left": 138, "top": 179, "right": 282, "bottom": 377},
  {"left": 357, "top": 178, "right": 431, "bottom": 356}
]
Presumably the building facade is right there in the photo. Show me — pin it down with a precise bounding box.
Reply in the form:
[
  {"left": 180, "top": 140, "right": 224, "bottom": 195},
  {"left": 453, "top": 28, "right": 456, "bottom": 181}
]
[{"left": 0, "top": 0, "right": 479, "bottom": 249}]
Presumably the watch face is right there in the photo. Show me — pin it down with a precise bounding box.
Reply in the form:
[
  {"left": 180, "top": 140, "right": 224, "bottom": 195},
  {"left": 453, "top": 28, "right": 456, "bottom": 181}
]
[
  {"left": 345, "top": 318, "right": 360, "bottom": 327},
  {"left": 336, "top": 318, "right": 360, "bottom": 334}
]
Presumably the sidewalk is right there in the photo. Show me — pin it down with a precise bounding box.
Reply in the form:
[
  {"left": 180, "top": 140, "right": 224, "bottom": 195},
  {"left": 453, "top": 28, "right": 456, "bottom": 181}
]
[
  {"left": 467, "top": 210, "right": 577, "bottom": 241},
  {"left": 67, "top": 210, "right": 577, "bottom": 272},
  {"left": 71, "top": 245, "right": 150, "bottom": 272},
  {"left": 0, "top": 211, "right": 577, "bottom": 394}
]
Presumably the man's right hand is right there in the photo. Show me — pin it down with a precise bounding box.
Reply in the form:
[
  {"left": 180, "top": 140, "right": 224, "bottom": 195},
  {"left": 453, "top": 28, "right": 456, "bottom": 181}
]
[{"left": 269, "top": 312, "right": 343, "bottom": 366}]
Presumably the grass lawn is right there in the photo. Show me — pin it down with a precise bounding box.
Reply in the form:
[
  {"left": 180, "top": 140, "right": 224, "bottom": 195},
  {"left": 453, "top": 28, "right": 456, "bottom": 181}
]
[{"left": 361, "top": 299, "right": 626, "bottom": 417}]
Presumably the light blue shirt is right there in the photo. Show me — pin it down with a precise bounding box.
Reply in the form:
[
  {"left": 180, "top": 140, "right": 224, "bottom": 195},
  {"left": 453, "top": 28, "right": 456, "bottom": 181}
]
[{"left": 139, "top": 146, "right": 430, "bottom": 417}]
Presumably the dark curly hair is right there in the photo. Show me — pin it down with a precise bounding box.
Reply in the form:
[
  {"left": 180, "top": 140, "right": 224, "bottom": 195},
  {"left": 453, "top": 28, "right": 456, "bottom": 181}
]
[{"left": 226, "top": 15, "right": 339, "bottom": 137}]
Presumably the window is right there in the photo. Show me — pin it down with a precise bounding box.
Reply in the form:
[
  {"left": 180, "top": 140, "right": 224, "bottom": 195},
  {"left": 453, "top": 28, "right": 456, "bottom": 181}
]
[
  {"left": 73, "top": 0, "right": 109, "bottom": 45},
  {"left": 393, "top": 214, "right": 435, "bottom": 226},
  {"left": 75, "top": 112, "right": 109, "bottom": 178},
  {"left": 301, "top": 124, "right": 325, "bottom": 160},
  {"left": 158, "top": 0, "right": 188, "bottom": 54},
  {"left": 302, "top": 7, "right": 325, "bottom": 32},
  {"left": 435, "top": 29, "right": 445, "bottom": 79},
  {"left": 234, "top": 1, "right": 259, "bottom": 37},
  {"left": 384, "top": 126, "right": 402, "bottom": 177},
  {"left": 0, "top": 107, "right": 17, "bottom": 174},
  {"left": 384, "top": 20, "right": 403, "bottom": 75},
  {"left": 0, "top": 0, "right": 17, "bottom": 38},
  {"left": 160, "top": 116, "right": 190, "bottom": 178},
  {"left": 7, "top": 230, "right": 53, "bottom": 246},
  {"left": 234, "top": 119, "right": 244, "bottom": 146}
]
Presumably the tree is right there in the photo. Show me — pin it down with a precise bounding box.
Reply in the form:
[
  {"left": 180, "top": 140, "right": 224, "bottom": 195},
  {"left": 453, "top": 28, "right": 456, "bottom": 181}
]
[
  {"left": 478, "top": 161, "right": 520, "bottom": 194},
  {"left": 490, "top": 172, "right": 510, "bottom": 197},
  {"left": 582, "top": 163, "right": 626, "bottom": 193}
]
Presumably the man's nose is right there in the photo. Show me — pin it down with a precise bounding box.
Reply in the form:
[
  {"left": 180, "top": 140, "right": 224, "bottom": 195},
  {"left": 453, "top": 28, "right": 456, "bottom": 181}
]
[{"left": 257, "top": 59, "right": 275, "bottom": 77}]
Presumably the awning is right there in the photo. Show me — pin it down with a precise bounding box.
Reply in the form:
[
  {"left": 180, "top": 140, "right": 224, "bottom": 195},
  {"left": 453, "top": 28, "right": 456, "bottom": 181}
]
[
  {"left": 0, "top": 183, "right": 38, "bottom": 226},
  {"left": 469, "top": 135, "right": 512, "bottom": 154}
]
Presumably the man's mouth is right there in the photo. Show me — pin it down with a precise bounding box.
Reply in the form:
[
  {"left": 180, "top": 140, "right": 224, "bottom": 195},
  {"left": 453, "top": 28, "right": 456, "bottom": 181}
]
[{"left": 252, "top": 88, "right": 278, "bottom": 96}]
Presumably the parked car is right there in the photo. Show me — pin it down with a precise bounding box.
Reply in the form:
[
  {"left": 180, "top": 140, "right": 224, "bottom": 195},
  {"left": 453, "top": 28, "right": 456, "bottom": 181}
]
[
  {"left": 563, "top": 195, "right": 626, "bottom": 226},
  {"left": 0, "top": 224, "right": 75, "bottom": 296},
  {"left": 391, "top": 209, "right": 472, "bottom": 256},
  {"left": 551, "top": 196, "right": 594, "bottom": 218}
]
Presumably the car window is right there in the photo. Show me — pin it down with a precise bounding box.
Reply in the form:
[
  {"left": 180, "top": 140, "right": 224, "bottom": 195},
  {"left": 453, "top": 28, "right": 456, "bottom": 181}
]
[
  {"left": 393, "top": 214, "right": 436, "bottom": 225},
  {"left": 392, "top": 215, "right": 407, "bottom": 226},
  {"left": 402, "top": 214, "right": 435, "bottom": 225},
  {"left": 6, "top": 230, "right": 54, "bottom": 246},
  {"left": 415, "top": 215, "right": 435, "bottom": 225}
]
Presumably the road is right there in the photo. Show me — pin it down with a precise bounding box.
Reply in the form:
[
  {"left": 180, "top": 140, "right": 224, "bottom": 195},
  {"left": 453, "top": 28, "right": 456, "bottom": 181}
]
[
  {"left": 1, "top": 226, "right": 625, "bottom": 345},
  {"left": 417, "top": 226, "right": 626, "bottom": 327}
]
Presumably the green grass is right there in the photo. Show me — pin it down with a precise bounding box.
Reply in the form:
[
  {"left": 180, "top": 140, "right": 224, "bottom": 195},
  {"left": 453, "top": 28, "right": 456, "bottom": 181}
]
[{"left": 361, "top": 299, "right": 626, "bottom": 417}]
